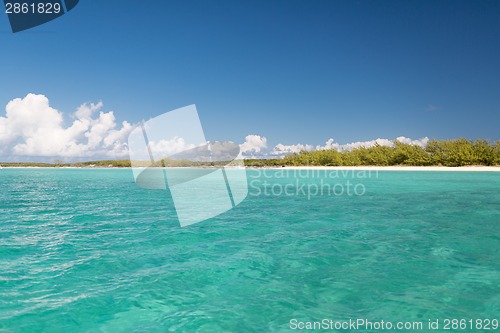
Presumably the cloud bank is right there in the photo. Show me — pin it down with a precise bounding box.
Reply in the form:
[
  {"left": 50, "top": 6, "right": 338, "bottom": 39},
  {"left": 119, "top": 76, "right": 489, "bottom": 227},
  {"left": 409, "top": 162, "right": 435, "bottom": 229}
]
[
  {"left": 0, "top": 94, "right": 429, "bottom": 161},
  {"left": 240, "top": 135, "right": 268, "bottom": 154},
  {"left": 0, "top": 94, "right": 133, "bottom": 159},
  {"left": 242, "top": 135, "right": 429, "bottom": 158}
]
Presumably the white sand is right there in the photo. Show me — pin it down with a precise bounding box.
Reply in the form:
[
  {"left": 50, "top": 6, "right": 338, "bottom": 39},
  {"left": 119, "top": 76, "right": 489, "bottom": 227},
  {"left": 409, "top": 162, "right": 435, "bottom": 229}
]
[
  {"left": 1, "top": 165, "right": 499, "bottom": 171},
  {"left": 271, "top": 166, "right": 500, "bottom": 172}
]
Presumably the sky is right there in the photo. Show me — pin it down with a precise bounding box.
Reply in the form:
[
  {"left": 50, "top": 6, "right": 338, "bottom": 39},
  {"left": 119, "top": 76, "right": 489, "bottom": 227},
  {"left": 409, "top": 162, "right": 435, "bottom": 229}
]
[{"left": 0, "top": 0, "right": 499, "bottom": 160}]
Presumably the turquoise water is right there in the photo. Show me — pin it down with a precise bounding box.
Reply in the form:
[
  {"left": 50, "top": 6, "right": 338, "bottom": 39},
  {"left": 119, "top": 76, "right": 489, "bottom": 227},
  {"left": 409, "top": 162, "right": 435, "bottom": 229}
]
[{"left": 1, "top": 169, "right": 499, "bottom": 332}]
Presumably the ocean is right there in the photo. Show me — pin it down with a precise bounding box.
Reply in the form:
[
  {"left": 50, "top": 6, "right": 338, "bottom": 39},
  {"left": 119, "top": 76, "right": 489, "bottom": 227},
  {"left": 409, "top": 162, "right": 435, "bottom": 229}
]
[{"left": 1, "top": 169, "right": 499, "bottom": 332}]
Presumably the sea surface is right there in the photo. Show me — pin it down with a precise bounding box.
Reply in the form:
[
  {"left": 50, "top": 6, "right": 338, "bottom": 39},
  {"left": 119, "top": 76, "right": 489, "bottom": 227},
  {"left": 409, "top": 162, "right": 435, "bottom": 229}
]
[{"left": 0, "top": 169, "right": 499, "bottom": 332}]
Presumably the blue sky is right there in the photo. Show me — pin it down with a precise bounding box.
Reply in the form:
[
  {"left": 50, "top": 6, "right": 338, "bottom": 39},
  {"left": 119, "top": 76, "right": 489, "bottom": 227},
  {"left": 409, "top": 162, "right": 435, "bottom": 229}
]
[{"left": 0, "top": 0, "right": 499, "bottom": 159}]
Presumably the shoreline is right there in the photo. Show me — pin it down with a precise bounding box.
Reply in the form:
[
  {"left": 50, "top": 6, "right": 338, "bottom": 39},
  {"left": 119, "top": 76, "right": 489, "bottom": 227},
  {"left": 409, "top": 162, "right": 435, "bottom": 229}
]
[
  {"left": 1, "top": 165, "right": 499, "bottom": 171},
  {"left": 276, "top": 166, "right": 500, "bottom": 172}
]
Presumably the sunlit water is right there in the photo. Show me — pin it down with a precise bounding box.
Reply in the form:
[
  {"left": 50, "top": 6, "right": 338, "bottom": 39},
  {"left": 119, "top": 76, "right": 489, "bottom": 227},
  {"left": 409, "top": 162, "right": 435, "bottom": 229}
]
[{"left": 0, "top": 169, "right": 499, "bottom": 332}]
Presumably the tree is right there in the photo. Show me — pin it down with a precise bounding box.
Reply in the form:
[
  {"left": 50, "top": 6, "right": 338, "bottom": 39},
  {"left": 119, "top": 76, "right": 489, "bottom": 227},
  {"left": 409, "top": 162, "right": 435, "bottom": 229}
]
[
  {"left": 245, "top": 138, "right": 497, "bottom": 167},
  {"left": 494, "top": 140, "right": 500, "bottom": 166},
  {"left": 392, "top": 141, "right": 432, "bottom": 165},
  {"left": 474, "top": 139, "right": 494, "bottom": 166}
]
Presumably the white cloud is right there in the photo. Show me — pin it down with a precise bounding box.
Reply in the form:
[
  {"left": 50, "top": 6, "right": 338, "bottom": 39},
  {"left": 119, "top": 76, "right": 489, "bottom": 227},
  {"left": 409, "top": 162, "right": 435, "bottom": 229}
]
[
  {"left": 75, "top": 101, "right": 103, "bottom": 120},
  {"left": 148, "top": 137, "right": 196, "bottom": 157},
  {"left": 316, "top": 138, "right": 341, "bottom": 151},
  {"left": 269, "top": 136, "right": 430, "bottom": 157},
  {"left": 339, "top": 138, "right": 394, "bottom": 150},
  {"left": 0, "top": 93, "right": 133, "bottom": 159},
  {"left": 313, "top": 136, "right": 429, "bottom": 152},
  {"left": 0, "top": 94, "right": 432, "bottom": 162},
  {"left": 395, "top": 136, "right": 429, "bottom": 147},
  {"left": 271, "top": 143, "right": 314, "bottom": 156},
  {"left": 240, "top": 135, "right": 267, "bottom": 154}
]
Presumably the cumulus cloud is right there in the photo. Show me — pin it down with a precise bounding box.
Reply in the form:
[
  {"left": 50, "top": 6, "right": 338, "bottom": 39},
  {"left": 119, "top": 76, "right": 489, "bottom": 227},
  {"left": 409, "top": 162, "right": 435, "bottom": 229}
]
[
  {"left": 0, "top": 94, "right": 431, "bottom": 162},
  {"left": 271, "top": 143, "right": 314, "bottom": 156},
  {"left": 268, "top": 136, "right": 430, "bottom": 157},
  {"left": 0, "top": 93, "right": 133, "bottom": 159},
  {"left": 240, "top": 135, "right": 267, "bottom": 154},
  {"left": 314, "top": 136, "right": 429, "bottom": 151},
  {"left": 395, "top": 136, "right": 429, "bottom": 147},
  {"left": 333, "top": 138, "right": 394, "bottom": 151},
  {"left": 316, "top": 138, "right": 341, "bottom": 151},
  {"left": 148, "top": 137, "right": 196, "bottom": 157}
]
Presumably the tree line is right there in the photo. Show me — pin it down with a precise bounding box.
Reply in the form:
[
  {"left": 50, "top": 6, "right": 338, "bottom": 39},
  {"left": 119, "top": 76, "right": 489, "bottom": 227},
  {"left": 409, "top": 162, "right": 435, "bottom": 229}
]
[
  {"left": 245, "top": 139, "right": 500, "bottom": 167},
  {"left": 2, "top": 139, "right": 498, "bottom": 168}
]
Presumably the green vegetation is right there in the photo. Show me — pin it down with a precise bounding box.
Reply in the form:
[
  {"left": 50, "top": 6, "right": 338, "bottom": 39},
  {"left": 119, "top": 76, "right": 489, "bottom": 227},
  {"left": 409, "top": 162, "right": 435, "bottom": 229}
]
[
  {"left": 1, "top": 138, "right": 499, "bottom": 168},
  {"left": 0, "top": 159, "right": 237, "bottom": 168},
  {"left": 251, "top": 138, "right": 500, "bottom": 167},
  {"left": 0, "top": 160, "right": 133, "bottom": 168}
]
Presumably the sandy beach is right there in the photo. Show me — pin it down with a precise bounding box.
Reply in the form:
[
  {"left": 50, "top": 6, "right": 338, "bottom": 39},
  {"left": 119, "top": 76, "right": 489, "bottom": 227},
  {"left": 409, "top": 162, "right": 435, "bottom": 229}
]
[
  {"left": 1, "top": 165, "right": 499, "bottom": 171},
  {"left": 275, "top": 166, "right": 500, "bottom": 172}
]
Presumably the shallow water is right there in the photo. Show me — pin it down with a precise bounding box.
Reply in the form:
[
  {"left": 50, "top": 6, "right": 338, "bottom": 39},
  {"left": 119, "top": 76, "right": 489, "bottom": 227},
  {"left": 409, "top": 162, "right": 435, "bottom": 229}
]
[{"left": 0, "top": 169, "right": 499, "bottom": 332}]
